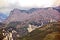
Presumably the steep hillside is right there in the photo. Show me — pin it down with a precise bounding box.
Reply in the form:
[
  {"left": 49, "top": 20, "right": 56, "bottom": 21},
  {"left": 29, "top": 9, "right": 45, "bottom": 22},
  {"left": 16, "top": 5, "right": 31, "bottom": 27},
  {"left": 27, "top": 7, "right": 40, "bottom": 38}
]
[
  {"left": 18, "top": 22, "right": 60, "bottom": 40},
  {"left": 4, "top": 8, "right": 60, "bottom": 24},
  {"left": 53, "top": 6, "right": 60, "bottom": 12}
]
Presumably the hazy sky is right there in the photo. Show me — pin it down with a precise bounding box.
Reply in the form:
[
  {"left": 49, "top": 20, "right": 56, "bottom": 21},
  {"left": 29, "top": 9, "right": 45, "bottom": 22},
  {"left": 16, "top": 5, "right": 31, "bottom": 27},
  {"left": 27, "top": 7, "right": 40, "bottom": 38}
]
[
  {"left": 0, "top": 0, "right": 60, "bottom": 15},
  {"left": 0, "top": 0, "right": 60, "bottom": 7}
]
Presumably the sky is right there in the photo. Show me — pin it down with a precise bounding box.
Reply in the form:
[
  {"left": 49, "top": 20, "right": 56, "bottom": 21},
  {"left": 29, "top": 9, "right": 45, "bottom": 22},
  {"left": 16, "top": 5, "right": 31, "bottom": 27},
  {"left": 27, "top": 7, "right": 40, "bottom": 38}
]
[{"left": 0, "top": 0, "right": 60, "bottom": 15}]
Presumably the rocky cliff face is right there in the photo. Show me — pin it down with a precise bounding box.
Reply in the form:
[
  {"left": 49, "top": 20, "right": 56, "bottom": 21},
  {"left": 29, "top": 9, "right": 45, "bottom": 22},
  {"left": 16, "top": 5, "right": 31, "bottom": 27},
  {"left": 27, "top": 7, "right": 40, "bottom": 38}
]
[
  {"left": 2, "top": 7, "right": 60, "bottom": 38},
  {"left": 4, "top": 7, "right": 60, "bottom": 24},
  {"left": 19, "top": 22, "right": 60, "bottom": 40}
]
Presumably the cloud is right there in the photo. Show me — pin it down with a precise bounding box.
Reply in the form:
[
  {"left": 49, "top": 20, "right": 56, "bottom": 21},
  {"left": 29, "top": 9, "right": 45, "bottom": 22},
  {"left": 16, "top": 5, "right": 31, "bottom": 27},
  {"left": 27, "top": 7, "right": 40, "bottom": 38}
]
[
  {"left": 5, "top": 0, "right": 60, "bottom": 7},
  {"left": 6, "top": 0, "right": 56, "bottom": 7},
  {"left": 0, "top": 0, "right": 60, "bottom": 15},
  {"left": 53, "top": 0, "right": 60, "bottom": 6},
  {"left": 0, "top": 0, "right": 59, "bottom": 8},
  {"left": 18, "top": 0, "right": 54, "bottom": 7},
  {"left": 0, "top": 0, "right": 9, "bottom": 7}
]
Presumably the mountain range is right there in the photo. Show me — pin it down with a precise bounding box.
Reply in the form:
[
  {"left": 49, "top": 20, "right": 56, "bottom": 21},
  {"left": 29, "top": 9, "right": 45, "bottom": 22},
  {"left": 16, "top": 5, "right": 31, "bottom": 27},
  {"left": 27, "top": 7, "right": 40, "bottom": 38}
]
[
  {"left": 18, "top": 22, "right": 60, "bottom": 40},
  {"left": 4, "top": 7, "right": 60, "bottom": 24},
  {"left": 0, "top": 6, "right": 60, "bottom": 40}
]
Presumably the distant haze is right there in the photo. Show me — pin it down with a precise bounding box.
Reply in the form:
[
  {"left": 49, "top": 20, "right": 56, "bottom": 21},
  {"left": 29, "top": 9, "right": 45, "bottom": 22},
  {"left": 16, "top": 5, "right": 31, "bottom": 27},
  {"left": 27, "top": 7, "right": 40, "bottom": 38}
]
[
  {"left": 0, "top": 0, "right": 60, "bottom": 14},
  {"left": 0, "top": 0, "right": 60, "bottom": 7}
]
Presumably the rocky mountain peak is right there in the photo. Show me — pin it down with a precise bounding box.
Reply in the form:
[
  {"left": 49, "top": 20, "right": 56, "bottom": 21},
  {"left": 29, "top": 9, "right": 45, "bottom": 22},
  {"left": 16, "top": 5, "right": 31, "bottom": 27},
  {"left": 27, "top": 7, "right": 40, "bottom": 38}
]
[{"left": 4, "top": 7, "right": 60, "bottom": 24}]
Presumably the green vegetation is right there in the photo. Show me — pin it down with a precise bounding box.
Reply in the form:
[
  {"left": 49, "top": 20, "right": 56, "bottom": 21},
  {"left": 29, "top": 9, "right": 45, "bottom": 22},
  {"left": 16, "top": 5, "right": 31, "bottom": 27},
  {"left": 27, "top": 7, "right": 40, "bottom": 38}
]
[
  {"left": 7, "top": 21, "right": 21, "bottom": 27},
  {"left": 17, "top": 22, "right": 60, "bottom": 40},
  {"left": 0, "top": 29, "right": 5, "bottom": 40},
  {"left": 0, "top": 22, "right": 60, "bottom": 40},
  {"left": 44, "top": 32, "right": 60, "bottom": 40}
]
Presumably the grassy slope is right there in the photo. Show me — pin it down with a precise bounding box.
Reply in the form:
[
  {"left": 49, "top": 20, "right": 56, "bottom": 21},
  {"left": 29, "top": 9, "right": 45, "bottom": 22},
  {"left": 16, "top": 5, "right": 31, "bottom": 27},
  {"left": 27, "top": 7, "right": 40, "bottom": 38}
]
[{"left": 18, "top": 22, "right": 60, "bottom": 40}]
